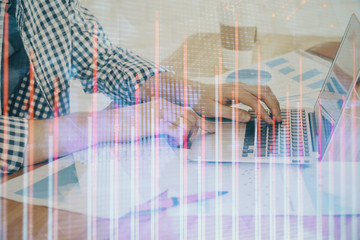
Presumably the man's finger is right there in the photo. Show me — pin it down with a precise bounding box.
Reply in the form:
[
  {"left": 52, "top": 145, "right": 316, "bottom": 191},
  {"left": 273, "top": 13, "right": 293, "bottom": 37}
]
[
  {"left": 186, "top": 108, "right": 216, "bottom": 133},
  {"left": 239, "top": 93, "right": 273, "bottom": 123},
  {"left": 227, "top": 89, "right": 271, "bottom": 123},
  {"left": 166, "top": 118, "right": 195, "bottom": 148},
  {"left": 187, "top": 124, "right": 200, "bottom": 143},
  {"left": 221, "top": 105, "right": 251, "bottom": 122},
  {"left": 197, "top": 119, "right": 216, "bottom": 133},
  {"left": 184, "top": 107, "right": 201, "bottom": 125},
  {"left": 258, "top": 86, "right": 281, "bottom": 122},
  {"left": 246, "top": 85, "right": 282, "bottom": 122}
]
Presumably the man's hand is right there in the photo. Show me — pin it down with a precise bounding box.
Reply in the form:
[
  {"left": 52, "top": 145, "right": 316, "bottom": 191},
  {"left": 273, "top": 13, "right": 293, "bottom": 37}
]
[
  {"left": 28, "top": 98, "right": 216, "bottom": 165},
  {"left": 146, "top": 99, "right": 215, "bottom": 146},
  {"left": 140, "top": 73, "right": 282, "bottom": 124},
  {"left": 191, "top": 82, "right": 282, "bottom": 124}
]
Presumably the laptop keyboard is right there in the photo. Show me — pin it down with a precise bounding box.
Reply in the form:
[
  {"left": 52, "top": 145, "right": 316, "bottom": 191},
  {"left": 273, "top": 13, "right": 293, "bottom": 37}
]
[{"left": 242, "top": 110, "right": 310, "bottom": 160}]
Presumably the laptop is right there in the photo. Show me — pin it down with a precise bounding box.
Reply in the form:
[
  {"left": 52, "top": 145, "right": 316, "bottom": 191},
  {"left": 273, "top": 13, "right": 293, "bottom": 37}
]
[{"left": 188, "top": 14, "right": 360, "bottom": 164}]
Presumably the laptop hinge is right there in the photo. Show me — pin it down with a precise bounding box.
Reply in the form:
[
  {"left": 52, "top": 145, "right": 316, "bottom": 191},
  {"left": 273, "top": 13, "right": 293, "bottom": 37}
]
[{"left": 308, "top": 112, "right": 317, "bottom": 153}]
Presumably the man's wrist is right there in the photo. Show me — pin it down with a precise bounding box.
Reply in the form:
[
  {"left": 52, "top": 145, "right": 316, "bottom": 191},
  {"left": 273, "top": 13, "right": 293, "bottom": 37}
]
[{"left": 147, "top": 72, "right": 202, "bottom": 107}]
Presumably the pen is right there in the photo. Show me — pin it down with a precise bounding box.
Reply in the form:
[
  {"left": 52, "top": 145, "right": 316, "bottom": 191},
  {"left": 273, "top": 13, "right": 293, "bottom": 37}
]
[{"left": 129, "top": 191, "right": 228, "bottom": 216}]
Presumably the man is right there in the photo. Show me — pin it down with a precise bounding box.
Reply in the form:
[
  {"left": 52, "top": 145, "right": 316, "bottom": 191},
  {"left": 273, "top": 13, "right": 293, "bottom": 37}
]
[{"left": 0, "top": 0, "right": 281, "bottom": 174}]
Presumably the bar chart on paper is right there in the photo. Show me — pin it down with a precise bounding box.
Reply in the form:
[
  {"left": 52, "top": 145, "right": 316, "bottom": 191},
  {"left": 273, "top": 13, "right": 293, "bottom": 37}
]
[
  {"left": 264, "top": 51, "right": 328, "bottom": 89},
  {"left": 262, "top": 50, "right": 332, "bottom": 107}
]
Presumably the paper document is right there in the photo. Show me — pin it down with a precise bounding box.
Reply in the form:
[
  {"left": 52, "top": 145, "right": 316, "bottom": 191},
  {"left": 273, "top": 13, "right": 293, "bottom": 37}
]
[
  {"left": 0, "top": 138, "right": 177, "bottom": 219},
  {"left": 165, "top": 162, "right": 360, "bottom": 216}
]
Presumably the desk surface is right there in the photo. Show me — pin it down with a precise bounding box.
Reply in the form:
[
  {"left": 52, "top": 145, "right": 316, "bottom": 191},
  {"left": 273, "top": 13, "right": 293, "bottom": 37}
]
[{"left": 2, "top": 34, "right": 360, "bottom": 240}]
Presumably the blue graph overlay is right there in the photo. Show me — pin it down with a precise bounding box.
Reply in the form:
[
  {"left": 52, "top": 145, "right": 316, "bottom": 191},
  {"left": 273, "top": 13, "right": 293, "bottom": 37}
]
[{"left": 226, "top": 69, "right": 272, "bottom": 85}]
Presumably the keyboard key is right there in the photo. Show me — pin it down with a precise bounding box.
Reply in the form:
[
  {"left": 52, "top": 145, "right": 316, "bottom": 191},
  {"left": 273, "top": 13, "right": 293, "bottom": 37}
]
[
  {"left": 245, "top": 120, "right": 255, "bottom": 143},
  {"left": 295, "top": 152, "right": 304, "bottom": 157}
]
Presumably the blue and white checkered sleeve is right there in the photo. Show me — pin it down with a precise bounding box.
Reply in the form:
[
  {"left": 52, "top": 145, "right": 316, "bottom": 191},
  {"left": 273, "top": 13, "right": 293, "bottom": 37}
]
[
  {"left": 69, "top": 2, "right": 169, "bottom": 103},
  {"left": 0, "top": 116, "right": 28, "bottom": 174}
]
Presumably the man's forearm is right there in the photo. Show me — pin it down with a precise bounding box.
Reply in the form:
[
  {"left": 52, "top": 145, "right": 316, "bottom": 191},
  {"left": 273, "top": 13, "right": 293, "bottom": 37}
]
[
  {"left": 27, "top": 113, "right": 89, "bottom": 165},
  {"left": 139, "top": 72, "right": 202, "bottom": 107},
  {"left": 26, "top": 104, "right": 153, "bottom": 166}
]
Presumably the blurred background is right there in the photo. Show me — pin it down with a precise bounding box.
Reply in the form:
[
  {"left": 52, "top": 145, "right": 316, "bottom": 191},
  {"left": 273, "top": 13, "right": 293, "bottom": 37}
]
[
  {"left": 71, "top": 0, "right": 360, "bottom": 112},
  {"left": 79, "top": 0, "right": 360, "bottom": 60}
]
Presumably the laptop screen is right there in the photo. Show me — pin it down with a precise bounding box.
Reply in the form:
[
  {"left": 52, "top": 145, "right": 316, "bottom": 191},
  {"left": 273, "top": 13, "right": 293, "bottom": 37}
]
[{"left": 314, "top": 14, "right": 360, "bottom": 156}]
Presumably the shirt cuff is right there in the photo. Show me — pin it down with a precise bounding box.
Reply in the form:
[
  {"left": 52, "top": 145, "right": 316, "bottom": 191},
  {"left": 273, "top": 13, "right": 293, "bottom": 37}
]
[
  {"left": 115, "top": 48, "right": 173, "bottom": 102},
  {"left": 0, "top": 116, "right": 28, "bottom": 174}
]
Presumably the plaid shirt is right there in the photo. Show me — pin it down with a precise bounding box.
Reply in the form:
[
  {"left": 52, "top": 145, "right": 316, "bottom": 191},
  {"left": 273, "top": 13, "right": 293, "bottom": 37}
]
[{"left": 0, "top": 0, "right": 166, "bottom": 174}]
